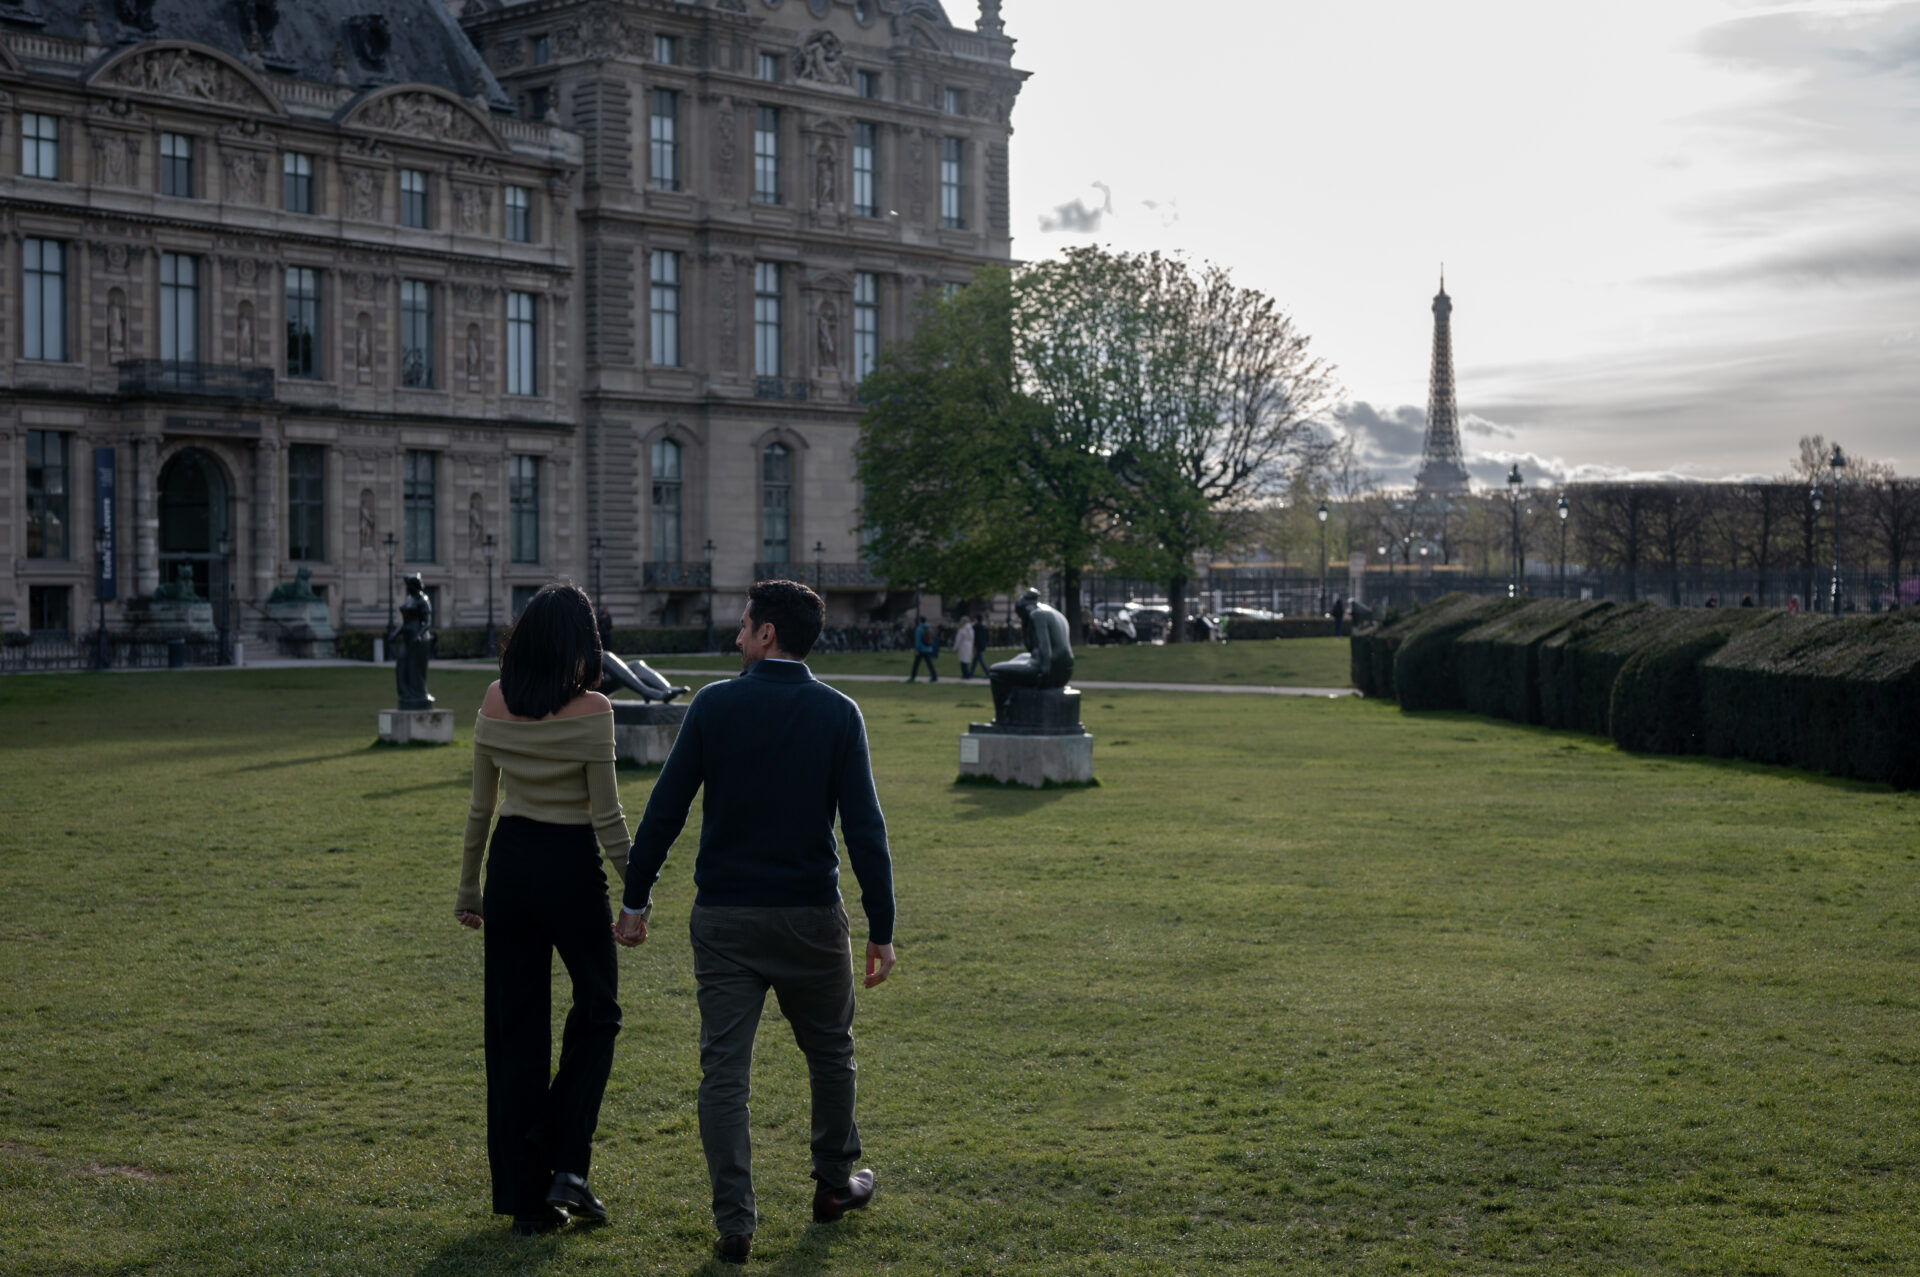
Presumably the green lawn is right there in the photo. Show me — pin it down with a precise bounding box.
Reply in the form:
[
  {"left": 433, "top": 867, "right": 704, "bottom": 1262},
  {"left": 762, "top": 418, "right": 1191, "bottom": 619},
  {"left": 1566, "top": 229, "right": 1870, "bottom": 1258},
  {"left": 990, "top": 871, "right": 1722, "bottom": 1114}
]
[
  {"left": 1, "top": 667, "right": 1916, "bottom": 1275},
  {"left": 648, "top": 637, "right": 1353, "bottom": 688}
]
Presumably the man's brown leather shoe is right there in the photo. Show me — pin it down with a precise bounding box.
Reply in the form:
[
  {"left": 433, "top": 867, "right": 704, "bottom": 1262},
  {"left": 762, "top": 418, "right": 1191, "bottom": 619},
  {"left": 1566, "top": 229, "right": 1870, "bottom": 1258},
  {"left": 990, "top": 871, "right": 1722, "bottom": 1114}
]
[
  {"left": 714, "top": 1233, "right": 753, "bottom": 1265},
  {"left": 812, "top": 1168, "right": 876, "bottom": 1223}
]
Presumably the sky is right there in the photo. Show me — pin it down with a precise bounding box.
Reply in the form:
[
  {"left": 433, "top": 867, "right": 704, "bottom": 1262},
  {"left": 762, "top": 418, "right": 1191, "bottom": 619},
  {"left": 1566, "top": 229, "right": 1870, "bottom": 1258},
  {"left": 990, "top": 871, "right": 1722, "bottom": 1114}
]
[{"left": 996, "top": 0, "right": 1920, "bottom": 488}]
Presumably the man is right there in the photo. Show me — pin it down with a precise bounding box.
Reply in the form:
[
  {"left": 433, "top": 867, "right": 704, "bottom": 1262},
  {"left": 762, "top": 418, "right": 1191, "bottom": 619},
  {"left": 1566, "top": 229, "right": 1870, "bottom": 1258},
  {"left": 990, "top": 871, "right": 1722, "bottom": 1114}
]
[
  {"left": 614, "top": 579, "right": 896, "bottom": 1266},
  {"left": 907, "top": 614, "right": 939, "bottom": 682},
  {"left": 966, "top": 615, "right": 991, "bottom": 679}
]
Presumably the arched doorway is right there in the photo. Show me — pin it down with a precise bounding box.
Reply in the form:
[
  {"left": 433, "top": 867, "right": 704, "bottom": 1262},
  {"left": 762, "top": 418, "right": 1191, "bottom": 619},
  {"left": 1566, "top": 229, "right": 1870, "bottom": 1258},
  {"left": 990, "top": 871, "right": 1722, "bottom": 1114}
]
[{"left": 157, "top": 448, "right": 230, "bottom": 600}]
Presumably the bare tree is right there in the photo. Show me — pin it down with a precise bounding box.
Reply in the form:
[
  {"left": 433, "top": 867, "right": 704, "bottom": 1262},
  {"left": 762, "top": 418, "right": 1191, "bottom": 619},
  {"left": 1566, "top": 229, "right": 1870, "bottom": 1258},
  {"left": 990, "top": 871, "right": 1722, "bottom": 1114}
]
[{"left": 1572, "top": 484, "right": 1654, "bottom": 601}]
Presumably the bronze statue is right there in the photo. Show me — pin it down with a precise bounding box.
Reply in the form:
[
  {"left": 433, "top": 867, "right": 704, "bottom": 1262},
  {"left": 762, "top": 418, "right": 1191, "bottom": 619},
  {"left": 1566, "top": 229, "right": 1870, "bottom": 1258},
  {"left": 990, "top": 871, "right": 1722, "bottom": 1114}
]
[
  {"left": 266, "top": 565, "right": 322, "bottom": 605},
  {"left": 987, "top": 588, "right": 1074, "bottom": 722},
  {"left": 152, "top": 565, "right": 198, "bottom": 602},
  {"left": 390, "top": 572, "right": 434, "bottom": 710},
  {"left": 599, "top": 651, "right": 690, "bottom": 704}
]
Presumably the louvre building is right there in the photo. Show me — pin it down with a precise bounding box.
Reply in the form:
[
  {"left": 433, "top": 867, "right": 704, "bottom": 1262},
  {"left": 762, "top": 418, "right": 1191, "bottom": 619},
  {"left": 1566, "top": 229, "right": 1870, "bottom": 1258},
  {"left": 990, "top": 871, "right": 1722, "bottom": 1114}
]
[{"left": 0, "top": 0, "right": 1023, "bottom": 649}]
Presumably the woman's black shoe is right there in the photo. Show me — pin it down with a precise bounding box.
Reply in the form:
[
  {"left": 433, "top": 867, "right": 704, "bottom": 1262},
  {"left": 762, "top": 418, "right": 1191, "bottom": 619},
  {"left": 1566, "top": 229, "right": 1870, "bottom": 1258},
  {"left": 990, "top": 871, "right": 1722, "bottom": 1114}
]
[
  {"left": 546, "top": 1171, "right": 609, "bottom": 1223},
  {"left": 512, "top": 1206, "right": 569, "bottom": 1237}
]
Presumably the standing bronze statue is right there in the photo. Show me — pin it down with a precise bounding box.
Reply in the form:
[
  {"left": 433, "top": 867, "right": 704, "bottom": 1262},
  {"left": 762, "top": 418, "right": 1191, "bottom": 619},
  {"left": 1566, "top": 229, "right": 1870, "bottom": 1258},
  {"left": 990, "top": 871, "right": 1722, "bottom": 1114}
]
[
  {"left": 391, "top": 572, "right": 435, "bottom": 710},
  {"left": 987, "top": 588, "right": 1076, "bottom": 726}
]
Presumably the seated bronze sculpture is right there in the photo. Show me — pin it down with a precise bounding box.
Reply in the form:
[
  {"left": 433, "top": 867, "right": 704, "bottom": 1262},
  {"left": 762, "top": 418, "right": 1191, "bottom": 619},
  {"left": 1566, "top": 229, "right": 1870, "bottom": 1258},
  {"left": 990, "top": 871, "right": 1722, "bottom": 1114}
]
[{"left": 987, "top": 588, "right": 1075, "bottom": 724}]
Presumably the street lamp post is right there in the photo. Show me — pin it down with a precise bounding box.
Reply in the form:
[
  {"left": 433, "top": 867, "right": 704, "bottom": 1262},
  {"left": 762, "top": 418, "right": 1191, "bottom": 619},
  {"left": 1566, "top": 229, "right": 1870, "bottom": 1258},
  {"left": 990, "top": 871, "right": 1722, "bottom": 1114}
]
[
  {"left": 1556, "top": 493, "right": 1570, "bottom": 598},
  {"left": 1379, "top": 544, "right": 1392, "bottom": 609},
  {"left": 1828, "top": 444, "right": 1846, "bottom": 614},
  {"left": 1316, "top": 502, "right": 1330, "bottom": 617},
  {"left": 94, "top": 532, "right": 110, "bottom": 670},
  {"left": 215, "top": 529, "right": 233, "bottom": 665},
  {"left": 482, "top": 533, "right": 497, "bottom": 657},
  {"left": 1809, "top": 481, "right": 1823, "bottom": 611},
  {"left": 703, "top": 538, "right": 717, "bottom": 652},
  {"left": 814, "top": 540, "right": 826, "bottom": 593},
  {"left": 591, "top": 535, "right": 604, "bottom": 610},
  {"left": 1507, "top": 463, "right": 1524, "bottom": 598},
  {"left": 383, "top": 531, "right": 398, "bottom": 635}
]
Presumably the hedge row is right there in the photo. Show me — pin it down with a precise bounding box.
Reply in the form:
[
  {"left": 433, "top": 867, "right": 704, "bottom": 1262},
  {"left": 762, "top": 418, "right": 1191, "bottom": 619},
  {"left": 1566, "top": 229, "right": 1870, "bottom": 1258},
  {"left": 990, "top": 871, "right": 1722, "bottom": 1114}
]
[
  {"left": 1224, "top": 618, "right": 1340, "bottom": 640},
  {"left": 336, "top": 626, "right": 711, "bottom": 663},
  {"left": 1352, "top": 595, "right": 1920, "bottom": 788}
]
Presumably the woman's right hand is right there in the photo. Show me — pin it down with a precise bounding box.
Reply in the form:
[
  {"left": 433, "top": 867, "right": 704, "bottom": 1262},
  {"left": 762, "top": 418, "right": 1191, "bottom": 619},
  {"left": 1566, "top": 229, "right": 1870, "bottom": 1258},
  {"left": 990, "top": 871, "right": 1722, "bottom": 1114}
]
[{"left": 457, "top": 910, "right": 484, "bottom": 930}]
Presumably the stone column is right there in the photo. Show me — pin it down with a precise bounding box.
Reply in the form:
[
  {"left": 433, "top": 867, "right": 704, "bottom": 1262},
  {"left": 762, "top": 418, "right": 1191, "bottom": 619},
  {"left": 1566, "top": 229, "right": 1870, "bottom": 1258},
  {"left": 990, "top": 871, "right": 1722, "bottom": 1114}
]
[
  {"left": 252, "top": 438, "right": 279, "bottom": 606},
  {"left": 134, "top": 433, "right": 160, "bottom": 598}
]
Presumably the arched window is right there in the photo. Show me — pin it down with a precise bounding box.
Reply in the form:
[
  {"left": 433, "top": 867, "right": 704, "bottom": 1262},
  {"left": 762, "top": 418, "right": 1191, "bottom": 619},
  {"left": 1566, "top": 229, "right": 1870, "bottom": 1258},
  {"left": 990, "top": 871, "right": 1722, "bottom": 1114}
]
[
  {"left": 761, "top": 443, "right": 791, "bottom": 565},
  {"left": 650, "top": 438, "right": 682, "bottom": 563}
]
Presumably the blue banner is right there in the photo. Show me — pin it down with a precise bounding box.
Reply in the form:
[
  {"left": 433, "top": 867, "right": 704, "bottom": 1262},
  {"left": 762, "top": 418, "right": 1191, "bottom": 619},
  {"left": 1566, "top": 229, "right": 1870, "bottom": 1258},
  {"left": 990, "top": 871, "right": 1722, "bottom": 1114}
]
[{"left": 94, "top": 446, "right": 116, "bottom": 602}]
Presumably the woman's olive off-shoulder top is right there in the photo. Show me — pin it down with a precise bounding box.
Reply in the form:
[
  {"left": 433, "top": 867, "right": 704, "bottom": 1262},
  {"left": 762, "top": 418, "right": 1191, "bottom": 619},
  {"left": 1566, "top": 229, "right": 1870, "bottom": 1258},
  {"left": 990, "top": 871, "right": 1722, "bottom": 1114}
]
[{"left": 455, "top": 711, "right": 629, "bottom": 914}]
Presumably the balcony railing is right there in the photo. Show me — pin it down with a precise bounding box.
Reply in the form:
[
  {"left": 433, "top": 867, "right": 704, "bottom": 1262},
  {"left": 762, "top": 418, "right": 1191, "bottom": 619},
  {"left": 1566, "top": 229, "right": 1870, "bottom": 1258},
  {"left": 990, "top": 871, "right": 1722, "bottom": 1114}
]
[
  {"left": 754, "top": 561, "right": 887, "bottom": 590},
  {"left": 117, "top": 360, "right": 274, "bottom": 401},
  {"left": 754, "top": 377, "right": 809, "bottom": 402},
  {"left": 642, "top": 561, "right": 712, "bottom": 589}
]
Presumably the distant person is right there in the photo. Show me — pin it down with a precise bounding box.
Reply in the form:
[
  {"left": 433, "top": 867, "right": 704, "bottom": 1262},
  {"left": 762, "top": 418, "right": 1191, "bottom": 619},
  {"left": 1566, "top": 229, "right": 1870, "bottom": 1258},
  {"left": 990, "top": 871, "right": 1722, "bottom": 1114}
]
[
  {"left": 1739, "top": 594, "right": 1755, "bottom": 607},
  {"left": 907, "top": 615, "right": 940, "bottom": 683},
  {"left": 966, "top": 616, "right": 991, "bottom": 678},
  {"left": 614, "top": 580, "right": 896, "bottom": 1266},
  {"left": 456, "top": 583, "right": 630, "bottom": 1237},
  {"left": 1788, "top": 595, "right": 1801, "bottom": 613},
  {"left": 953, "top": 612, "right": 976, "bottom": 679},
  {"left": 1705, "top": 594, "right": 1720, "bottom": 608},
  {"left": 597, "top": 606, "right": 614, "bottom": 649}
]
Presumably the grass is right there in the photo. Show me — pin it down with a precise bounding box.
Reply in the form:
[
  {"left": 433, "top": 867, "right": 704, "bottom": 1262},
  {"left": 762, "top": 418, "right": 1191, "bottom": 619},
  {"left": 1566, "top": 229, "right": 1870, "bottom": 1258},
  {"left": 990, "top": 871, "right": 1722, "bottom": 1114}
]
[
  {"left": 1, "top": 664, "right": 1918, "bottom": 1274},
  {"left": 648, "top": 637, "right": 1354, "bottom": 688}
]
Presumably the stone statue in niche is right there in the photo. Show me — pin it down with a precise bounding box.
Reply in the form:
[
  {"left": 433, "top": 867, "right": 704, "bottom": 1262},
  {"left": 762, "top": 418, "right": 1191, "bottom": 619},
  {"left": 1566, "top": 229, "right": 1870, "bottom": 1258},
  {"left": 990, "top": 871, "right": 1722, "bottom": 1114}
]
[
  {"left": 816, "top": 301, "right": 838, "bottom": 372},
  {"left": 467, "top": 492, "right": 485, "bottom": 568},
  {"left": 465, "top": 324, "right": 482, "bottom": 391},
  {"left": 237, "top": 302, "right": 256, "bottom": 363},
  {"left": 355, "top": 313, "right": 373, "bottom": 383},
  {"left": 107, "top": 290, "right": 128, "bottom": 363},
  {"left": 814, "top": 145, "right": 837, "bottom": 210},
  {"left": 345, "top": 167, "right": 379, "bottom": 220},
  {"left": 358, "top": 488, "right": 376, "bottom": 556},
  {"left": 794, "top": 31, "right": 852, "bottom": 87}
]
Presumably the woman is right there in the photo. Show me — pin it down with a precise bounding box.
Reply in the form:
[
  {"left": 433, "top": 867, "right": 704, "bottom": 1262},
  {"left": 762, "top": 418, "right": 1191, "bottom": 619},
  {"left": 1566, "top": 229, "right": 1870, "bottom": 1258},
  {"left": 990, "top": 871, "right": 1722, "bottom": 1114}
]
[
  {"left": 953, "top": 612, "right": 975, "bottom": 679},
  {"left": 455, "top": 583, "right": 630, "bottom": 1237}
]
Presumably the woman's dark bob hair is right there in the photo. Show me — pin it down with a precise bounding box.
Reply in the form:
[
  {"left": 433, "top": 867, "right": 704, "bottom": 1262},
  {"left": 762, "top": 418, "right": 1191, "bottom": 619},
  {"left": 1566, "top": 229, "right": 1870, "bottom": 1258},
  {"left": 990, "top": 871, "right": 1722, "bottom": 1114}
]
[{"left": 498, "top": 582, "right": 603, "bottom": 719}]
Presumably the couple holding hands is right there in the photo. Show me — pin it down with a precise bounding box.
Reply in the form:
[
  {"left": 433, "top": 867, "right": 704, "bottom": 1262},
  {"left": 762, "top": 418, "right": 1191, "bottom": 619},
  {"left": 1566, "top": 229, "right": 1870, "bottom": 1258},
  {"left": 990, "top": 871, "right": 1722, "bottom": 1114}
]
[{"left": 455, "top": 578, "right": 895, "bottom": 1265}]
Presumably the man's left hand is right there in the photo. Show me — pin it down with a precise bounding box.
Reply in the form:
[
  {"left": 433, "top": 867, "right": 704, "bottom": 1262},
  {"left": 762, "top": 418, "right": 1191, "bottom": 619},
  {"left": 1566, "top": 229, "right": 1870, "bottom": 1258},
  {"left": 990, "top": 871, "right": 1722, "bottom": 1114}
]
[
  {"left": 864, "top": 942, "right": 896, "bottom": 988},
  {"left": 613, "top": 909, "right": 650, "bottom": 947}
]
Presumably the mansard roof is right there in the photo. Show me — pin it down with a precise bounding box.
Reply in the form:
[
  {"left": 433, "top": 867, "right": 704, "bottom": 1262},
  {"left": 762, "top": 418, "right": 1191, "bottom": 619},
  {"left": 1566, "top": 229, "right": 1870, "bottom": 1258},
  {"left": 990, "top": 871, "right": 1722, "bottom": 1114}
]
[{"left": 33, "top": 0, "right": 509, "bottom": 111}]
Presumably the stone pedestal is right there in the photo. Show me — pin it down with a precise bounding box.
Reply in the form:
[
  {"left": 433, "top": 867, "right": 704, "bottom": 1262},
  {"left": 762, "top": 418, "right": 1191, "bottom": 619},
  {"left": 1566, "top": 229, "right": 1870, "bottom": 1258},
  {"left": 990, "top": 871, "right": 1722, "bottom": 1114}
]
[
  {"left": 961, "top": 685, "right": 1094, "bottom": 787},
  {"left": 378, "top": 708, "right": 454, "bottom": 745},
  {"left": 612, "top": 699, "right": 688, "bottom": 765},
  {"left": 265, "top": 599, "right": 336, "bottom": 646},
  {"left": 140, "top": 599, "right": 215, "bottom": 634}
]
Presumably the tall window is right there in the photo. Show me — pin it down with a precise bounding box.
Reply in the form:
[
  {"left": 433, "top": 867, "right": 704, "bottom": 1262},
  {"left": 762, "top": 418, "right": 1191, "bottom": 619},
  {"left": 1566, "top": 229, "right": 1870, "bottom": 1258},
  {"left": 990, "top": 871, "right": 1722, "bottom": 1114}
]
[
  {"left": 758, "top": 52, "right": 781, "bottom": 83},
  {"left": 25, "top": 430, "right": 68, "bottom": 559},
  {"left": 761, "top": 444, "right": 791, "bottom": 565},
  {"left": 650, "top": 250, "right": 681, "bottom": 367},
  {"left": 401, "top": 169, "right": 429, "bottom": 229},
  {"left": 28, "top": 586, "right": 70, "bottom": 636},
  {"left": 509, "top": 455, "right": 540, "bottom": 563},
  {"left": 941, "top": 137, "right": 965, "bottom": 229},
  {"left": 159, "top": 252, "right": 199, "bottom": 365},
  {"left": 853, "top": 272, "right": 878, "bottom": 383},
  {"left": 650, "top": 438, "right": 682, "bottom": 563},
  {"left": 753, "top": 262, "right": 782, "bottom": 377},
  {"left": 527, "top": 88, "right": 551, "bottom": 121},
  {"left": 506, "top": 292, "right": 538, "bottom": 395},
  {"left": 505, "top": 185, "right": 532, "bottom": 242},
  {"left": 401, "top": 279, "right": 434, "bottom": 389},
  {"left": 23, "top": 239, "right": 66, "bottom": 363},
  {"left": 160, "top": 132, "right": 193, "bottom": 197},
  {"left": 944, "top": 87, "right": 964, "bottom": 115},
  {"left": 853, "top": 122, "right": 878, "bottom": 218},
  {"left": 283, "top": 152, "right": 315, "bottom": 213},
  {"left": 532, "top": 34, "right": 550, "bottom": 65},
  {"left": 403, "top": 450, "right": 436, "bottom": 562},
  {"left": 20, "top": 113, "right": 58, "bottom": 180},
  {"left": 857, "top": 70, "right": 880, "bottom": 100},
  {"left": 654, "top": 34, "right": 677, "bottom": 64},
  {"left": 650, "top": 89, "right": 679, "bottom": 191},
  {"left": 288, "top": 444, "right": 325, "bottom": 562},
  {"left": 753, "top": 106, "right": 781, "bottom": 203},
  {"left": 285, "top": 267, "right": 321, "bottom": 379}
]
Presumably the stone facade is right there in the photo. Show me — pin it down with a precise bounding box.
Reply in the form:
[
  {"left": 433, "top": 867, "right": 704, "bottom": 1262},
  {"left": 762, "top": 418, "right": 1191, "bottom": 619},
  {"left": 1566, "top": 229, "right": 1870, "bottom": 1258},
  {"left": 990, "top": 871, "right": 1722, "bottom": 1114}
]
[{"left": 0, "top": 0, "right": 1024, "bottom": 648}]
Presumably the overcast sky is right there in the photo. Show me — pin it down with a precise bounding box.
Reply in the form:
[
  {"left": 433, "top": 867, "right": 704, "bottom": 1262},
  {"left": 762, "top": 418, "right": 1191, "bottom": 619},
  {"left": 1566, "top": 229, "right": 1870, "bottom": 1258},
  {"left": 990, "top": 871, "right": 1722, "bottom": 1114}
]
[{"left": 999, "top": 0, "right": 1920, "bottom": 488}]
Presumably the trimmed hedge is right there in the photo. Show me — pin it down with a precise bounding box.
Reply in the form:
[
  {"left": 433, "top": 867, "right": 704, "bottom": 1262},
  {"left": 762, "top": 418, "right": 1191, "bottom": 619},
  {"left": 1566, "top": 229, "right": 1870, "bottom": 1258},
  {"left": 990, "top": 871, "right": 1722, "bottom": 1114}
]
[
  {"left": 1224, "top": 618, "right": 1339, "bottom": 640},
  {"left": 1350, "top": 594, "right": 1486, "bottom": 699},
  {"left": 1535, "top": 603, "right": 1661, "bottom": 735},
  {"left": 1391, "top": 595, "right": 1532, "bottom": 712},
  {"left": 1450, "top": 599, "right": 1615, "bottom": 725},
  {"left": 1700, "top": 611, "right": 1920, "bottom": 787}
]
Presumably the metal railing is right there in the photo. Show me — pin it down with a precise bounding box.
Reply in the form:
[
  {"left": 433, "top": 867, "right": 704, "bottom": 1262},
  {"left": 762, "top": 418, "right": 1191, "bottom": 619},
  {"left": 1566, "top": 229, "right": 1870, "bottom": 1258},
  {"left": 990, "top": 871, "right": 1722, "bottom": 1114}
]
[
  {"left": 753, "top": 377, "right": 809, "bottom": 402},
  {"left": 642, "top": 561, "right": 712, "bottom": 589},
  {"left": 754, "top": 561, "right": 887, "bottom": 590},
  {"left": 0, "top": 632, "right": 230, "bottom": 673},
  {"left": 116, "top": 360, "right": 274, "bottom": 400}
]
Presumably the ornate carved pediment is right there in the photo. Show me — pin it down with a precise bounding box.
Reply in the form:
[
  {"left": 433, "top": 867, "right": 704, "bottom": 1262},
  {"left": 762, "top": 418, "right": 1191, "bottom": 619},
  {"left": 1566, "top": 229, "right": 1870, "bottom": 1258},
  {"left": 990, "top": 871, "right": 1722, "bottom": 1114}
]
[
  {"left": 342, "top": 86, "right": 505, "bottom": 153},
  {"left": 551, "top": 5, "right": 644, "bottom": 61},
  {"left": 218, "top": 118, "right": 279, "bottom": 148},
  {"left": 793, "top": 31, "right": 852, "bottom": 87},
  {"left": 90, "top": 42, "right": 286, "bottom": 116}
]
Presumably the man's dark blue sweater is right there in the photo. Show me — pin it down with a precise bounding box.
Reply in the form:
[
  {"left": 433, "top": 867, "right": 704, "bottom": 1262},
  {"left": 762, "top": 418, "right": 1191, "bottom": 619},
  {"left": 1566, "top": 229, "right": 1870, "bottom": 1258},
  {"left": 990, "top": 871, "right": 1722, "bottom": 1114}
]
[{"left": 623, "top": 658, "right": 895, "bottom": 945}]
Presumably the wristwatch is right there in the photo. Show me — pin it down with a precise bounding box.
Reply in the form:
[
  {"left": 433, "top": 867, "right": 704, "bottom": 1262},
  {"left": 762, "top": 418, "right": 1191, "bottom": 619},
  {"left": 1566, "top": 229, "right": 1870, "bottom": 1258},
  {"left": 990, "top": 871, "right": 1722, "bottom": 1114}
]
[{"left": 620, "top": 902, "right": 653, "bottom": 920}]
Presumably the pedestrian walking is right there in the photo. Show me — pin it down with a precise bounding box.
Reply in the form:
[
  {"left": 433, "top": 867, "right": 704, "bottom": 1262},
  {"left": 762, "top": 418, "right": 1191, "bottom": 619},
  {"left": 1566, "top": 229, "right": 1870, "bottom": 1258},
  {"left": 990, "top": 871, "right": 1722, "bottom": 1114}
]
[
  {"left": 965, "top": 616, "right": 991, "bottom": 679},
  {"left": 953, "top": 613, "right": 976, "bottom": 679},
  {"left": 906, "top": 615, "right": 940, "bottom": 682}
]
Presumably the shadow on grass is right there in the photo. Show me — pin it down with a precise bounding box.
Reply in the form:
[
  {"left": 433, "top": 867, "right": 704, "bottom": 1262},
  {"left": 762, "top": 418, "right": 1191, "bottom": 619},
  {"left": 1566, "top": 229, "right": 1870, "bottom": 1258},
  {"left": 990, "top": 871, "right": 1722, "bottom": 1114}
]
[
  {"left": 361, "top": 776, "right": 470, "bottom": 800},
  {"left": 678, "top": 1220, "right": 854, "bottom": 1277},
  {"left": 413, "top": 1224, "right": 562, "bottom": 1276},
  {"left": 221, "top": 748, "right": 368, "bottom": 775},
  {"left": 950, "top": 782, "right": 1076, "bottom": 820}
]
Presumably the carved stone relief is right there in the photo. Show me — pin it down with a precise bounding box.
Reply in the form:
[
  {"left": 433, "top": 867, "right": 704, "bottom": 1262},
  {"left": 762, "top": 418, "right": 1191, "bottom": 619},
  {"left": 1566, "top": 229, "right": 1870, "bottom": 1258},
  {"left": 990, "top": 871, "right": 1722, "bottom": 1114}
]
[
  {"left": 793, "top": 31, "right": 852, "bottom": 87},
  {"left": 107, "top": 289, "right": 128, "bottom": 363},
  {"left": 716, "top": 103, "right": 737, "bottom": 200},
  {"left": 716, "top": 255, "right": 737, "bottom": 369},
  {"left": 349, "top": 92, "right": 491, "bottom": 148},
  {"left": 358, "top": 489, "right": 376, "bottom": 557},
  {"left": 908, "top": 130, "right": 925, "bottom": 220},
  {"left": 465, "top": 324, "right": 482, "bottom": 391},
  {"left": 816, "top": 300, "right": 839, "bottom": 374},
  {"left": 101, "top": 47, "right": 276, "bottom": 113},
  {"left": 813, "top": 143, "right": 837, "bottom": 210},
  {"left": 454, "top": 184, "right": 490, "bottom": 234},
  {"left": 466, "top": 493, "right": 485, "bottom": 568},
  {"left": 355, "top": 313, "right": 374, "bottom": 384},
  {"left": 222, "top": 150, "right": 267, "bottom": 205},
  {"left": 90, "top": 133, "right": 141, "bottom": 188},
  {"left": 236, "top": 301, "right": 256, "bottom": 363},
  {"left": 552, "top": 6, "right": 644, "bottom": 60},
  {"left": 343, "top": 167, "right": 381, "bottom": 220}
]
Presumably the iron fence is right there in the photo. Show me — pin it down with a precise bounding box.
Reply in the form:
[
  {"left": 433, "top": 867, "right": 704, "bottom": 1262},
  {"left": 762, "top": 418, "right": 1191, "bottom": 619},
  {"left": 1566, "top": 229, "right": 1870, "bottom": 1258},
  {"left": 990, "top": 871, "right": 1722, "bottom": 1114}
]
[{"left": 0, "top": 632, "right": 230, "bottom": 673}]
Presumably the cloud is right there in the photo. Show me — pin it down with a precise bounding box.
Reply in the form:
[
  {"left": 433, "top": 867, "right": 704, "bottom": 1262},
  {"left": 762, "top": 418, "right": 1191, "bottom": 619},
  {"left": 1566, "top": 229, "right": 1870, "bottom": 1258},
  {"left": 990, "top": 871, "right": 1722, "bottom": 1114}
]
[
  {"left": 1460, "top": 413, "right": 1516, "bottom": 439},
  {"left": 1038, "top": 180, "right": 1113, "bottom": 234},
  {"left": 1663, "top": 232, "right": 1920, "bottom": 289},
  {"left": 1333, "top": 401, "right": 1427, "bottom": 479}
]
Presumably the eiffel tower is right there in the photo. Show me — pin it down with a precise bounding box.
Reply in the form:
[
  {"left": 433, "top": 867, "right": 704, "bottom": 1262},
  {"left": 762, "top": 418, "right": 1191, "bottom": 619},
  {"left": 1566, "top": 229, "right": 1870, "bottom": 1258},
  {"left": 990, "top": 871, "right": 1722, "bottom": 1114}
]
[{"left": 1415, "top": 270, "right": 1472, "bottom": 496}]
